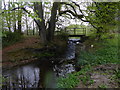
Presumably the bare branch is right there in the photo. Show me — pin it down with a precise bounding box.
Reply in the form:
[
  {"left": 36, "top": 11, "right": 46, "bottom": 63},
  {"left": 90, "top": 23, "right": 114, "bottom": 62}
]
[
  {"left": 60, "top": 2, "right": 78, "bottom": 15},
  {"left": 71, "top": 1, "right": 99, "bottom": 30},
  {"left": 59, "top": 10, "right": 84, "bottom": 19},
  {"left": 65, "top": 13, "right": 75, "bottom": 19},
  {"left": 71, "top": 1, "right": 90, "bottom": 22}
]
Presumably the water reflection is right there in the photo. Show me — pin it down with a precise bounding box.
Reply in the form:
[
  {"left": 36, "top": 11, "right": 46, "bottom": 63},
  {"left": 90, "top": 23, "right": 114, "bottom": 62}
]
[{"left": 3, "top": 63, "right": 40, "bottom": 88}]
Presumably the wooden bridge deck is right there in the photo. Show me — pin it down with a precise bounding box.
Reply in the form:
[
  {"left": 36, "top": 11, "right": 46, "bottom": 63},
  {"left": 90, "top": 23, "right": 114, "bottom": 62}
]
[{"left": 68, "top": 35, "right": 85, "bottom": 37}]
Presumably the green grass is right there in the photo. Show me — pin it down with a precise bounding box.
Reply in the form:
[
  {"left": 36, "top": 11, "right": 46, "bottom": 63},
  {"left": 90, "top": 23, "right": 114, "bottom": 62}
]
[
  {"left": 98, "top": 84, "right": 108, "bottom": 88},
  {"left": 77, "top": 34, "right": 119, "bottom": 66},
  {"left": 57, "top": 73, "right": 79, "bottom": 88},
  {"left": 57, "top": 65, "right": 92, "bottom": 88},
  {"left": 113, "top": 68, "right": 120, "bottom": 85}
]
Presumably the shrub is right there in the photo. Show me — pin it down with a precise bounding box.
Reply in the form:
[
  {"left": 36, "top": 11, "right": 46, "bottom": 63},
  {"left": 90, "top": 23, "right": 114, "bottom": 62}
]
[
  {"left": 55, "top": 32, "right": 68, "bottom": 41},
  {"left": 2, "top": 31, "right": 23, "bottom": 47}
]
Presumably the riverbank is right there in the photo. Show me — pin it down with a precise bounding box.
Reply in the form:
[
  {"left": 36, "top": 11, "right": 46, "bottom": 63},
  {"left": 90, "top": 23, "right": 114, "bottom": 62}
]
[
  {"left": 57, "top": 33, "right": 120, "bottom": 88},
  {"left": 2, "top": 36, "right": 77, "bottom": 88},
  {"left": 2, "top": 36, "right": 67, "bottom": 70}
]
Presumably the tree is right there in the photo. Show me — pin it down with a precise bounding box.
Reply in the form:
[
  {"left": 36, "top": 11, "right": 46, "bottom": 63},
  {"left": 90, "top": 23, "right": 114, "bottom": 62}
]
[
  {"left": 2, "top": 1, "right": 24, "bottom": 34},
  {"left": 17, "top": 3, "right": 23, "bottom": 34},
  {"left": 84, "top": 2, "right": 119, "bottom": 39},
  {"left": 95, "top": 3, "right": 117, "bottom": 32},
  {"left": 34, "top": 2, "right": 47, "bottom": 44}
]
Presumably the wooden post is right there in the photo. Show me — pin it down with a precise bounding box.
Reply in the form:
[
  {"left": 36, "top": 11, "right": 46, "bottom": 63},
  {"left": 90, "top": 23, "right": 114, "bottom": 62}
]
[
  {"left": 74, "top": 28, "right": 76, "bottom": 35},
  {"left": 83, "top": 28, "right": 86, "bottom": 35},
  {"left": 85, "top": 28, "right": 87, "bottom": 36},
  {"left": 83, "top": 28, "right": 84, "bottom": 35}
]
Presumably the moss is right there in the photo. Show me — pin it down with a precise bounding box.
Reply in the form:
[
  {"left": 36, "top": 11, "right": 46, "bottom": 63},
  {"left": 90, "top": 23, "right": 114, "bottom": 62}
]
[
  {"left": 34, "top": 52, "right": 55, "bottom": 58},
  {"left": 4, "top": 49, "right": 35, "bottom": 63}
]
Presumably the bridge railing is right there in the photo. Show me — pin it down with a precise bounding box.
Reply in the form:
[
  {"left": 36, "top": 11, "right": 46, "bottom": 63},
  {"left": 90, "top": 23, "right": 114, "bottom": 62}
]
[
  {"left": 54, "top": 28, "right": 87, "bottom": 36},
  {"left": 64, "top": 28, "right": 86, "bottom": 35}
]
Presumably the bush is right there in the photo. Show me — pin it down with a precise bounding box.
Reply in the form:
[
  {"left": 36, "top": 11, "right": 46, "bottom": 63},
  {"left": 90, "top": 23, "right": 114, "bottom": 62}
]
[
  {"left": 2, "top": 31, "right": 23, "bottom": 47},
  {"left": 55, "top": 32, "right": 68, "bottom": 41}
]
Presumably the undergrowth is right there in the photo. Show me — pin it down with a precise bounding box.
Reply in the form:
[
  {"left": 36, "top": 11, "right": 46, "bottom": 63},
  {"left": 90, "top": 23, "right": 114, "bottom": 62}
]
[
  {"left": 57, "top": 65, "right": 92, "bottom": 88},
  {"left": 77, "top": 34, "right": 119, "bottom": 66},
  {"left": 2, "top": 31, "right": 23, "bottom": 48}
]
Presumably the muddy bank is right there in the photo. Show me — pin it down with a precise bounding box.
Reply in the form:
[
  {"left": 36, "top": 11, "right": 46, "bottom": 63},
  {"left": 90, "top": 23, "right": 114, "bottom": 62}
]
[
  {"left": 2, "top": 39, "right": 67, "bottom": 69},
  {"left": 2, "top": 45, "right": 67, "bottom": 70}
]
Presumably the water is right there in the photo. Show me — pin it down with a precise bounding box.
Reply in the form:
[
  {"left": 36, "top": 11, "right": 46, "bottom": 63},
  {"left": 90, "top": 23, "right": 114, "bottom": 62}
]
[
  {"left": 3, "top": 63, "right": 40, "bottom": 88},
  {"left": 2, "top": 60, "right": 56, "bottom": 88},
  {"left": 64, "top": 40, "right": 76, "bottom": 60},
  {"left": 2, "top": 39, "right": 80, "bottom": 88}
]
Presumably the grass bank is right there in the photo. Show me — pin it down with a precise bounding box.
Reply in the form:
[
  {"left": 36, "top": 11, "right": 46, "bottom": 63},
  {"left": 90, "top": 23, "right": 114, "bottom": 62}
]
[{"left": 57, "top": 33, "right": 120, "bottom": 88}]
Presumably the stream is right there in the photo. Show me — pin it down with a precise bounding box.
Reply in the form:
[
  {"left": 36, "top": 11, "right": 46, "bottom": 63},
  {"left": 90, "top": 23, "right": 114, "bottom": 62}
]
[{"left": 2, "top": 39, "right": 81, "bottom": 88}]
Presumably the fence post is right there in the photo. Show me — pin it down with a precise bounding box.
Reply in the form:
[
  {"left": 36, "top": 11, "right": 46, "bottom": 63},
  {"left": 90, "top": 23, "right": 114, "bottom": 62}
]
[
  {"left": 74, "top": 28, "right": 76, "bottom": 35},
  {"left": 85, "top": 28, "right": 86, "bottom": 35},
  {"left": 83, "top": 28, "right": 84, "bottom": 35},
  {"left": 83, "top": 28, "right": 86, "bottom": 35}
]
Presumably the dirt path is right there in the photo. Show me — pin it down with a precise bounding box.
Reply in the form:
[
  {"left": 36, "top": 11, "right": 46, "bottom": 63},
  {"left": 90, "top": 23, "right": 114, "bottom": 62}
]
[
  {"left": 2, "top": 36, "right": 41, "bottom": 53},
  {"left": 77, "top": 64, "right": 120, "bottom": 88}
]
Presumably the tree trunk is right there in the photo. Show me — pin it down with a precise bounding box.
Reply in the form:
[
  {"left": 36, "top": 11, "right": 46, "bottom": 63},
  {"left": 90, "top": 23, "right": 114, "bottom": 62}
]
[
  {"left": 33, "top": 20, "right": 35, "bottom": 35},
  {"left": 34, "top": 2, "right": 47, "bottom": 45},
  {"left": 13, "top": 0, "right": 16, "bottom": 32},
  {"left": 47, "top": 2, "right": 60, "bottom": 41},
  {"left": 18, "top": 20, "right": 22, "bottom": 33},
  {"left": 3, "top": 0, "right": 11, "bottom": 32},
  {"left": 17, "top": 3, "right": 22, "bottom": 34},
  {"left": 25, "top": 14, "right": 28, "bottom": 35},
  {"left": 8, "top": 0, "right": 11, "bottom": 32},
  {"left": 96, "top": 27, "right": 103, "bottom": 40}
]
